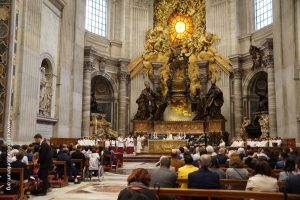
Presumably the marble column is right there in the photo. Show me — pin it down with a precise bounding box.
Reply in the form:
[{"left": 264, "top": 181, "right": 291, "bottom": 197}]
[
  {"left": 118, "top": 60, "right": 129, "bottom": 136},
  {"left": 196, "top": 60, "right": 209, "bottom": 97},
  {"left": 81, "top": 61, "right": 93, "bottom": 136},
  {"left": 151, "top": 62, "right": 163, "bottom": 90},
  {"left": 233, "top": 68, "right": 243, "bottom": 136}
]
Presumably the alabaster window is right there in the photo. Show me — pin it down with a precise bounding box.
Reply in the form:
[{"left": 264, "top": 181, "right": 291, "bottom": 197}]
[
  {"left": 254, "top": 0, "right": 273, "bottom": 30},
  {"left": 85, "top": 0, "right": 108, "bottom": 37}
]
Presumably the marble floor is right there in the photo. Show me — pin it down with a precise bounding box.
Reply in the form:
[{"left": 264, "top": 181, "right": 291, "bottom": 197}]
[{"left": 30, "top": 162, "right": 158, "bottom": 200}]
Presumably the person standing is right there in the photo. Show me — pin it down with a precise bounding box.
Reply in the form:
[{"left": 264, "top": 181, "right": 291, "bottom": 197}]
[
  {"left": 126, "top": 135, "right": 135, "bottom": 154},
  {"left": 136, "top": 134, "right": 145, "bottom": 153},
  {"left": 33, "top": 134, "right": 53, "bottom": 196},
  {"left": 117, "top": 136, "right": 125, "bottom": 153}
]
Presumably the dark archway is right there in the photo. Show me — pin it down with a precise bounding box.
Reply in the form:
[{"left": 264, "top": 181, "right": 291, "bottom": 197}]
[
  {"left": 247, "top": 71, "right": 268, "bottom": 122},
  {"left": 91, "top": 75, "right": 114, "bottom": 123}
]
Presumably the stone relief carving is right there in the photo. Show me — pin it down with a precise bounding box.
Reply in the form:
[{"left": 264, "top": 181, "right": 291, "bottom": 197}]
[{"left": 39, "top": 65, "right": 52, "bottom": 117}]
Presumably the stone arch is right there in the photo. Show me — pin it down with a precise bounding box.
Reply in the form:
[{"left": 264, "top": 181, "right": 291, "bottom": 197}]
[
  {"left": 243, "top": 70, "right": 268, "bottom": 122},
  {"left": 90, "top": 73, "right": 118, "bottom": 129},
  {"left": 91, "top": 71, "right": 118, "bottom": 100},
  {"left": 243, "top": 68, "right": 267, "bottom": 96}
]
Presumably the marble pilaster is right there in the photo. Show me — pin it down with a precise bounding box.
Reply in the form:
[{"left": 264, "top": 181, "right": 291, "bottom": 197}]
[
  {"left": 263, "top": 40, "right": 277, "bottom": 137},
  {"left": 81, "top": 61, "right": 94, "bottom": 136}
]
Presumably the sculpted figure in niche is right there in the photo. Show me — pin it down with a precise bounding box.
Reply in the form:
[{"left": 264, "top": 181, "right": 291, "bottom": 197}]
[
  {"left": 205, "top": 79, "right": 224, "bottom": 120},
  {"left": 39, "top": 66, "right": 52, "bottom": 117}
]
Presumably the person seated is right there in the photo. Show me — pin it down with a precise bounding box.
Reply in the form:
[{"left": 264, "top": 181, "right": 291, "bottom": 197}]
[
  {"left": 11, "top": 149, "right": 29, "bottom": 165},
  {"left": 226, "top": 152, "right": 249, "bottom": 190},
  {"left": 71, "top": 145, "right": 86, "bottom": 172},
  {"left": 210, "top": 156, "right": 225, "bottom": 179},
  {"left": 218, "top": 139, "right": 226, "bottom": 148},
  {"left": 88, "top": 148, "right": 100, "bottom": 171},
  {"left": 117, "top": 168, "right": 157, "bottom": 200},
  {"left": 11, "top": 152, "right": 30, "bottom": 181},
  {"left": 206, "top": 145, "right": 216, "bottom": 156},
  {"left": 285, "top": 157, "right": 300, "bottom": 195},
  {"left": 170, "top": 149, "right": 184, "bottom": 172},
  {"left": 0, "top": 153, "right": 8, "bottom": 183},
  {"left": 188, "top": 154, "right": 220, "bottom": 190},
  {"left": 214, "top": 147, "right": 228, "bottom": 166},
  {"left": 279, "top": 157, "right": 297, "bottom": 181},
  {"left": 56, "top": 148, "right": 78, "bottom": 183},
  {"left": 192, "top": 147, "right": 201, "bottom": 163},
  {"left": 150, "top": 156, "right": 177, "bottom": 200},
  {"left": 26, "top": 146, "right": 33, "bottom": 162},
  {"left": 178, "top": 154, "right": 198, "bottom": 188},
  {"left": 246, "top": 159, "right": 279, "bottom": 192},
  {"left": 276, "top": 152, "right": 288, "bottom": 169}
]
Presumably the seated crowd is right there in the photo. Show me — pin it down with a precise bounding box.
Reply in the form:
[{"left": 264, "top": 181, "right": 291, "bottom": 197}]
[
  {"left": 118, "top": 145, "right": 300, "bottom": 200},
  {"left": 0, "top": 134, "right": 117, "bottom": 197}
]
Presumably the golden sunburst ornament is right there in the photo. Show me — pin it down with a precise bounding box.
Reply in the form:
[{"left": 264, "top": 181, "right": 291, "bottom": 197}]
[{"left": 168, "top": 12, "right": 193, "bottom": 43}]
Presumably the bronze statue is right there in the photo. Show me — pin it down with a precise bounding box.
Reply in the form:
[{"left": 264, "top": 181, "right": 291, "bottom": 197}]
[
  {"left": 134, "top": 82, "right": 155, "bottom": 120},
  {"left": 192, "top": 88, "right": 206, "bottom": 120},
  {"left": 152, "top": 87, "right": 168, "bottom": 121},
  {"left": 205, "top": 83, "right": 224, "bottom": 119}
]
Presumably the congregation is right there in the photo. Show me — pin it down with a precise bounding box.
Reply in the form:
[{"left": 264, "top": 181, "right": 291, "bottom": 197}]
[{"left": 1, "top": 133, "right": 300, "bottom": 199}]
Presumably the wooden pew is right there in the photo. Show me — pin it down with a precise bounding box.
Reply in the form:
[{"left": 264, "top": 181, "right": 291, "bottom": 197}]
[
  {"left": 0, "top": 168, "right": 26, "bottom": 200},
  {"left": 50, "top": 161, "right": 68, "bottom": 187},
  {"left": 150, "top": 188, "right": 300, "bottom": 200},
  {"left": 177, "top": 178, "right": 285, "bottom": 189},
  {"left": 219, "top": 167, "right": 282, "bottom": 178}
]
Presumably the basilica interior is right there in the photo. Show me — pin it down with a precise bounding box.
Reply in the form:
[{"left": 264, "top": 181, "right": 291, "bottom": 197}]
[{"left": 0, "top": 0, "right": 300, "bottom": 199}]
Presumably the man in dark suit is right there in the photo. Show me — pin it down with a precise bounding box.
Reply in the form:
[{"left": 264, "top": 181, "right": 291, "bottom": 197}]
[
  {"left": 11, "top": 152, "right": 29, "bottom": 181},
  {"left": 150, "top": 156, "right": 177, "bottom": 200},
  {"left": 71, "top": 145, "right": 85, "bottom": 172},
  {"left": 34, "top": 134, "right": 53, "bottom": 196},
  {"left": 285, "top": 157, "right": 300, "bottom": 195},
  {"left": 57, "top": 148, "right": 78, "bottom": 183},
  {"left": 188, "top": 154, "right": 220, "bottom": 199}
]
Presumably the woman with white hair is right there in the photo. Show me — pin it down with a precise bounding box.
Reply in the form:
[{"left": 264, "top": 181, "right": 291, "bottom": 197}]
[{"left": 206, "top": 145, "right": 216, "bottom": 156}]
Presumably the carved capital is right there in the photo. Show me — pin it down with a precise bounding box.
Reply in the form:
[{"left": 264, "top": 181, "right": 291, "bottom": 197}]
[
  {"left": 84, "top": 61, "right": 94, "bottom": 72},
  {"left": 233, "top": 68, "right": 243, "bottom": 79},
  {"left": 118, "top": 71, "right": 128, "bottom": 81}
]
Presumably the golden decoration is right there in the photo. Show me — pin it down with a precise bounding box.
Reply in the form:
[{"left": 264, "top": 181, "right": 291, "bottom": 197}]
[
  {"left": 128, "top": 0, "right": 232, "bottom": 96},
  {"left": 168, "top": 12, "right": 193, "bottom": 43},
  {"left": 149, "top": 140, "right": 188, "bottom": 153}
]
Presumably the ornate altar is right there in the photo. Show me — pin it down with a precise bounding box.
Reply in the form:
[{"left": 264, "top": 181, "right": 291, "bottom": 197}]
[
  {"left": 132, "top": 120, "right": 153, "bottom": 133},
  {"left": 148, "top": 140, "right": 188, "bottom": 153},
  {"left": 154, "top": 121, "right": 204, "bottom": 134},
  {"left": 129, "top": 0, "right": 232, "bottom": 145}
]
